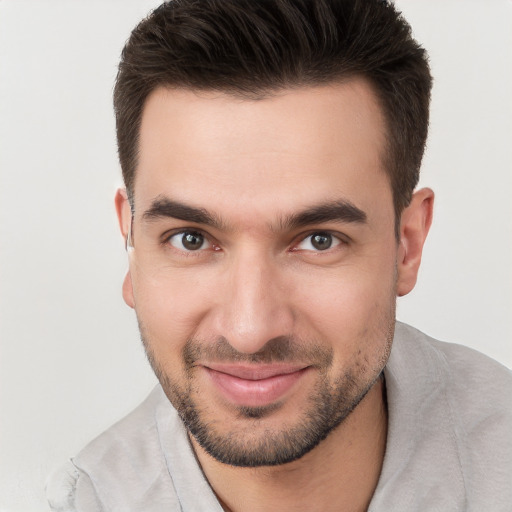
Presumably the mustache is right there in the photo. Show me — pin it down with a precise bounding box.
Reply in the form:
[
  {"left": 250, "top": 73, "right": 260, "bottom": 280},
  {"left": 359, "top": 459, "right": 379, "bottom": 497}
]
[{"left": 183, "top": 335, "right": 334, "bottom": 368}]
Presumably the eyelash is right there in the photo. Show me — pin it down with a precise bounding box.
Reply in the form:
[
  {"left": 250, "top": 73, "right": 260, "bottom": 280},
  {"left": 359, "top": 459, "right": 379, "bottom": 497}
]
[
  {"left": 292, "top": 231, "right": 347, "bottom": 253},
  {"left": 162, "top": 229, "right": 218, "bottom": 254},
  {"left": 162, "top": 229, "right": 348, "bottom": 255}
]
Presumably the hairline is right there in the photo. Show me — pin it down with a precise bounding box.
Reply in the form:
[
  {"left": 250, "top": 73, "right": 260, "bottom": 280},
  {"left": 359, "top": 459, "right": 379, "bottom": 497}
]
[{"left": 127, "top": 74, "right": 402, "bottom": 237}]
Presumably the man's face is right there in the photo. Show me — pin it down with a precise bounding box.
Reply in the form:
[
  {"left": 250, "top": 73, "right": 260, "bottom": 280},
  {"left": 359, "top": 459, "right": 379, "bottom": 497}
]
[{"left": 120, "top": 80, "right": 400, "bottom": 466}]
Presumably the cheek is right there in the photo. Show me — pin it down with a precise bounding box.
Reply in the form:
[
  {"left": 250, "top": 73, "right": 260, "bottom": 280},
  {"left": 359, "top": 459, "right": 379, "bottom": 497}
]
[
  {"left": 130, "top": 267, "right": 218, "bottom": 349},
  {"left": 294, "top": 260, "right": 396, "bottom": 362}
]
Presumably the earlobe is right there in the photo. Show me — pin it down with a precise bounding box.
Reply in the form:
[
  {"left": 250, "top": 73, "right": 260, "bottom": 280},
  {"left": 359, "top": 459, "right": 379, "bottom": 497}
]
[
  {"left": 396, "top": 188, "right": 434, "bottom": 297},
  {"left": 122, "top": 271, "right": 135, "bottom": 309}
]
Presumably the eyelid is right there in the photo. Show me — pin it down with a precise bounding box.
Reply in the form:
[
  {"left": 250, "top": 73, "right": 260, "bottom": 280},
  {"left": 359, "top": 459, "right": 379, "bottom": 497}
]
[
  {"left": 292, "top": 230, "right": 349, "bottom": 252},
  {"left": 159, "top": 227, "right": 349, "bottom": 253},
  {"left": 162, "top": 228, "right": 217, "bottom": 252},
  {"left": 161, "top": 226, "right": 206, "bottom": 242}
]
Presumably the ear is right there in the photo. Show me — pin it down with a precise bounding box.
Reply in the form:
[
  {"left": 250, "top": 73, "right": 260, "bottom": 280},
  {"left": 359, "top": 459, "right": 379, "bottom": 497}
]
[
  {"left": 396, "top": 188, "right": 434, "bottom": 297},
  {"left": 115, "top": 188, "right": 135, "bottom": 308},
  {"left": 115, "top": 188, "right": 132, "bottom": 244}
]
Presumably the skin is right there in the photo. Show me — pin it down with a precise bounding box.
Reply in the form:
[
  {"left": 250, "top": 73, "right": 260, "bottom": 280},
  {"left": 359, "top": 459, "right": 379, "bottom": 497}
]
[{"left": 115, "top": 79, "right": 433, "bottom": 511}]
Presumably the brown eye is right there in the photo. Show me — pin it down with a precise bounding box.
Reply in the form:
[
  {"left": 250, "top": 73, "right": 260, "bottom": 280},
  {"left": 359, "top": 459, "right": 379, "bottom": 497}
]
[
  {"left": 169, "top": 231, "right": 210, "bottom": 251},
  {"left": 296, "top": 232, "right": 341, "bottom": 252},
  {"left": 311, "top": 233, "right": 332, "bottom": 250}
]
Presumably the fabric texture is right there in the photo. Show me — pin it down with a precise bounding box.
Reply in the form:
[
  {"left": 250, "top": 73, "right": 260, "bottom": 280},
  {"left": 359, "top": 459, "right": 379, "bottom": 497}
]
[{"left": 46, "top": 322, "right": 512, "bottom": 511}]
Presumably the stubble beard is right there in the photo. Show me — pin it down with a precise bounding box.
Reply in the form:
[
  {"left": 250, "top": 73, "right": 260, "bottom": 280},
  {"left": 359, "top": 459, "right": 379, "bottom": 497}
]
[{"left": 138, "top": 311, "right": 395, "bottom": 468}]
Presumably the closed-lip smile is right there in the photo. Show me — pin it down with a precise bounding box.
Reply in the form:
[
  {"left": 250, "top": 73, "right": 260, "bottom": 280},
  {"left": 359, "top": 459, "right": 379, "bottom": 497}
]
[{"left": 202, "top": 363, "right": 311, "bottom": 407}]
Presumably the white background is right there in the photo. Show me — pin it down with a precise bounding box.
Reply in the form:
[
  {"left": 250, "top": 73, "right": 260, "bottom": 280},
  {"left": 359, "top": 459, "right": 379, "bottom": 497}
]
[{"left": 0, "top": 1, "right": 511, "bottom": 510}]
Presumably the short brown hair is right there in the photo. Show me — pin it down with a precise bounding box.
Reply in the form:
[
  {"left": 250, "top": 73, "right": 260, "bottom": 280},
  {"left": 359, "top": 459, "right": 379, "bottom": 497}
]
[{"left": 114, "top": 0, "right": 432, "bottom": 221}]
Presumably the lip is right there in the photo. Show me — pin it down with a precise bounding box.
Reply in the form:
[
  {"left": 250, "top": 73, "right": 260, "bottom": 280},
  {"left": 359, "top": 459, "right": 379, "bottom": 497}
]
[{"left": 203, "top": 363, "right": 310, "bottom": 408}]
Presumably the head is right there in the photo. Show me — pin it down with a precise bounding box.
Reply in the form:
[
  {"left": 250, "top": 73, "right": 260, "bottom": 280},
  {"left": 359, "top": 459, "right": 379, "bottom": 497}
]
[
  {"left": 114, "top": 0, "right": 432, "bottom": 225},
  {"left": 113, "top": 0, "right": 434, "bottom": 468}
]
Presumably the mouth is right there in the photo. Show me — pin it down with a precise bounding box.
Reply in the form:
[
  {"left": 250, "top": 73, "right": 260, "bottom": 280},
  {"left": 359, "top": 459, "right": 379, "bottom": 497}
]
[{"left": 202, "top": 363, "right": 311, "bottom": 408}]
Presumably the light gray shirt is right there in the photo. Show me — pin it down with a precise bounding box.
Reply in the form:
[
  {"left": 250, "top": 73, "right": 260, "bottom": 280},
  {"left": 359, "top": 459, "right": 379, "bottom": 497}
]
[{"left": 46, "top": 322, "right": 512, "bottom": 511}]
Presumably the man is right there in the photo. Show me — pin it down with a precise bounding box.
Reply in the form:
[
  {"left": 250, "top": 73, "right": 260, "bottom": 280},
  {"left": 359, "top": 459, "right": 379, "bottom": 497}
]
[{"left": 46, "top": 0, "right": 511, "bottom": 510}]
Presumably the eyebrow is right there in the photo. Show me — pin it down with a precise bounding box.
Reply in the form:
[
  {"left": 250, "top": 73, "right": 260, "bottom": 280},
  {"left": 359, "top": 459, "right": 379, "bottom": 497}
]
[
  {"left": 142, "top": 196, "right": 225, "bottom": 229},
  {"left": 141, "top": 196, "right": 367, "bottom": 231},
  {"left": 279, "top": 200, "right": 367, "bottom": 231}
]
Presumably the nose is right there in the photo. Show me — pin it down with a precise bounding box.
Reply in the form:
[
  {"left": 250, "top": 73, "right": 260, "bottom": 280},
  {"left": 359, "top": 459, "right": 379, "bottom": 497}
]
[{"left": 211, "top": 248, "right": 295, "bottom": 354}]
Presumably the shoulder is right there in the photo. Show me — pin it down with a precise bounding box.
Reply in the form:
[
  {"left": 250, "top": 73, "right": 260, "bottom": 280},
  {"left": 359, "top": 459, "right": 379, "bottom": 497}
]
[
  {"left": 392, "top": 321, "right": 512, "bottom": 436},
  {"left": 46, "top": 460, "right": 103, "bottom": 512},
  {"left": 418, "top": 327, "right": 512, "bottom": 468},
  {"left": 393, "top": 321, "right": 512, "bottom": 414},
  {"left": 386, "top": 322, "right": 512, "bottom": 508},
  {"left": 46, "top": 385, "right": 184, "bottom": 511}
]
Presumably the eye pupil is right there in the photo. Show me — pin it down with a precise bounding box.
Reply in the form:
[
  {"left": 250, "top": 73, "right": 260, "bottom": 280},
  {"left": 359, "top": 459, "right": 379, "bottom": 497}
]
[
  {"left": 182, "top": 232, "right": 203, "bottom": 250},
  {"left": 311, "top": 233, "right": 332, "bottom": 250}
]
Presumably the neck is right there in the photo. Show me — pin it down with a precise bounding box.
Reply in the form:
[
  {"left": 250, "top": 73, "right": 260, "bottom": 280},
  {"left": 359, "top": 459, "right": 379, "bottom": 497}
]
[{"left": 191, "top": 376, "right": 387, "bottom": 512}]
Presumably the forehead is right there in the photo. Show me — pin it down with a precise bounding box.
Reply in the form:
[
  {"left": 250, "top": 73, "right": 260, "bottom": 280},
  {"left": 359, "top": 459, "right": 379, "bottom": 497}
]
[{"left": 134, "top": 80, "right": 391, "bottom": 224}]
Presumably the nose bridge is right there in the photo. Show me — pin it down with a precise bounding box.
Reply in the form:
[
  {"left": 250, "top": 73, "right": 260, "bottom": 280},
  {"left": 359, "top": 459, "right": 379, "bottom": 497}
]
[{"left": 216, "top": 245, "right": 293, "bottom": 354}]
